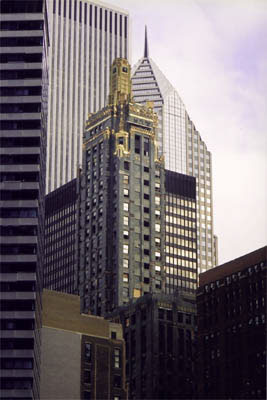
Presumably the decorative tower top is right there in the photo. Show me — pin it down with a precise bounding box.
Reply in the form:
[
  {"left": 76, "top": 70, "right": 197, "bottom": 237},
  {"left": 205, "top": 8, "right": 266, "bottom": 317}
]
[
  {"left": 108, "top": 58, "right": 132, "bottom": 105},
  {"left": 144, "top": 25, "right": 149, "bottom": 58}
]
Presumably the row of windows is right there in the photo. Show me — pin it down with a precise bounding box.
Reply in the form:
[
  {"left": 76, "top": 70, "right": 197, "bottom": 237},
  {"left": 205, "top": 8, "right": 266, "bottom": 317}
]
[
  {"left": 0, "top": 119, "right": 41, "bottom": 130},
  {"left": 0, "top": 189, "right": 39, "bottom": 201},
  {"left": 0, "top": 20, "right": 43, "bottom": 31},
  {"left": 166, "top": 236, "right": 196, "bottom": 248},
  {"left": 0, "top": 137, "right": 40, "bottom": 148},
  {"left": 166, "top": 198, "right": 196, "bottom": 209},
  {"left": 0, "top": 85, "right": 41, "bottom": 97},
  {"left": 0, "top": 208, "right": 38, "bottom": 218},
  {"left": 0, "top": 102, "right": 41, "bottom": 113},
  {"left": 0, "top": 52, "right": 42, "bottom": 63},
  {"left": 0, "top": 154, "right": 40, "bottom": 165},
  {"left": 0, "top": 36, "right": 43, "bottom": 47},
  {"left": 165, "top": 246, "right": 197, "bottom": 259},
  {"left": 166, "top": 207, "right": 196, "bottom": 218},
  {"left": 0, "top": 225, "right": 37, "bottom": 236},
  {"left": 166, "top": 215, "right": 196, "bottom": 228},
  {"left": 0, "top": 69, "right": 42, "bottom": 80},
  {"left": 0, "top": 300, "right": 35, "bottom": 311},
  {"left": 0, "top": 244, "right": 37, "bottom": 255},
  {"left": 165, "top": 257, "right": 196, "bottom": 269},
  {"left": 1, "top": 319, "right": 34, "bottom": 330},
  {"left": 0, "top": 261, "right": 36, "bottom": 273},
  {"left": 0, "top": 1, "right": 43, "bottom": 13},
  {"left": 166, "top": 226, "right": 196, "bottom": 239}
]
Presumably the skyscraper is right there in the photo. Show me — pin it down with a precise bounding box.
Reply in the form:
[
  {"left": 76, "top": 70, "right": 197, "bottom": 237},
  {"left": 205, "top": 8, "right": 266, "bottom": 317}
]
[
  {"left": 132, "top": 29, "right": 217, "bottom": 273},
  {"left": 46, "top": 0, "right": 130, "bottom": 193},
  {"left": 78, "top": 58, "right": 166, "bottom": 315},
  {"left": 0, "top": 0, "right": 49, "bottom": 398}
]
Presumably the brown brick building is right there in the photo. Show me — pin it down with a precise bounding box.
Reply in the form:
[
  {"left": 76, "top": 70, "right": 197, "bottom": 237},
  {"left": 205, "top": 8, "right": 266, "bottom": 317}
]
[
  {"left": 197, "top": 246, "right": 266, "bottom": 399},
  {"left": 40, "top": 290, "right": 126, "bottom": 399}
]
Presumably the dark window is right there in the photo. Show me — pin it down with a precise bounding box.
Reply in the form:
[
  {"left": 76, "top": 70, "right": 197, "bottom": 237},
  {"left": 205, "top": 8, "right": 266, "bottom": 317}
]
[
  {"left": 0, "top": 69, "right": 42, "bottom": 80},
  {"left": 178, "top": 312, "right": 183, "bottom": 323},
  {"left": 135, "top": 135, "right": 140, "bottom": 154},
  {"left": 115, "top": 13, "right": 117, "bottom": 34},
  {"left": 185, "top": 314, "right": 191, "bottom": 324},
  {"left": 0, "top": 86, "right": 41, "bottom": 96},
  {"left": 111, "top": 331, "right": 117, "bottom": 339},
  {"left": 144, "top": 249, "right": 150, "bottom": 256},
  {"left": 0, "top": 300, "right": 35, "bottom": 311},
  {"left": 144, "top": 263, "right": 149, "bottom": 269},
  {"left": 144, "top": 277, "right": 149, "bottom": 284},
  {"left": 0, "top": 154, "right": 39, "bottom": 165},
  {"left": 104, "top": 10, "right": 107, "bottom": 31},
  {"left": 84, "top": 2, "right": 87, "bottom": 24},
  {"left": 64, "top": 0, "right": 66, "bottom": 17},
  {"left": 0, "top": 1, "right": 42, "bottom": 13},
  {"left": 69, "top": 0, "right": 72, "bottom": 18},
  {"left": 158, "top": 308, "right": 164, "bottom": 319},
  {"left": 85, "top": 343, "right": 92, "bottom": 362},
  {"left": 1, "top": 281, "right": 35, "bottom": 292},
  {"left": 167, "top": 310, "right": 173, "bottom": 321},
  {"left": 0, "top": 37, "right": 43, "bottom": 47},
  {"left": 120, "top": 15, "right": 122, "bottom": 36},
  {"left": 0, "top": 53, "right": 42, "bottom": 63},
  {"left": 0, "top": 20, "right": 43, "bottom": 31},
  {"left": 0, "top": 103, "right": 41, "bottom": 113},
  {"left": 0, "top": 262, "right": 36, "bottom": 273},
  {"left": 124, "top": 16, "right": 127, "bottom": 38},
  {"left": 100, "top": 8, "right": 102, "bottom": 29},
  {"left": 58, "top": 0, "right": 61, "bottom": 15},
  {"left": 89, "top": 5, "right": 92, "bottom": 26},
  {"left": 144, "top": 234, "right": 149, "bottom": 241},
  {"left": 84, "top": 391, "right": 91, "bottom": 399},
  {"left": 144, "top": 180, "right": 149, "bottom": 186},
  {"left": 144, "top": 166, "right": 149, "bottom": 172},
  {"left": 144, "top": 207, "right": 149, "bottom": 214},
  {"left": 0, "top": 208, "right": 37, "bottom": 218},
  {"left": 0, "top": 244, "right": 37, "bottom": 255},
  {"left": 0, "top": 338, "right": 34, "bottom": 350},
  {"left": 124, "top": 161, "right": 129, "bottom": 170},
  {"left": 84, "top": 370, "right": 91, "bottom": 384},
  {"left": 144, "top": 220, "right": 149, "bottom": 227},
  {"left": 0, "top": 224, "right": 37, "bottom": 236},
  {"left": 109, "top": 11, "right": 112, "bottom": 33},
  {"left": 0, "top": 120, "right": 41, "bottom": 130},
  {"left": 0, "top": 137, "right": 40, "bottom": 148},
  {"left": 79, "top": 1, "right": 82, "bottom": 23},
  {"left": 94, "top": 5, "right": 97, "bottom": 28},
  {"left": 144, "top": 193, "right": 149, "bottom": 200},
  {"left": 114, "top": 375, "right": 121, "bottom": 388}
]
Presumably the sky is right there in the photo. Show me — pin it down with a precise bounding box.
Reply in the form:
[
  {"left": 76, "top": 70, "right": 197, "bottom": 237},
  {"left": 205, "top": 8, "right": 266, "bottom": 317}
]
[{"left": 104, "top": 0, "right": 267, "bottom": 265}]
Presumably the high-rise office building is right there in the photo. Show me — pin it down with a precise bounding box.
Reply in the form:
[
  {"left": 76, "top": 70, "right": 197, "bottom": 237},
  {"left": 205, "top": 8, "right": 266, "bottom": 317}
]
[
  {"left": 44, "top": 178, "right": 78, "bottom": 294},
  {"left": 197, "top": 246, "right": 266, "bottom": 399},
  {"left": 46, "top": 0, "right": 130, "bottom": 193},
  {"left": 132, "top": 29, "right": 217, "bottom": 274},
  {"left": 78, "top": 58, "right": 166, "bottom": 315},
  {"left": 165, "top": 171, "right": 198, "bottom": 295},
  {"left": 0, "top": 0, "right": 49, "bottom": 398}
]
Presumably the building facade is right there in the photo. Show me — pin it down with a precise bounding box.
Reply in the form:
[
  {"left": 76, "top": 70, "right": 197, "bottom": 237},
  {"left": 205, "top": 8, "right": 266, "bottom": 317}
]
[
  {"left": 44, "top": 178, "right": 78, "bottom": 294},
  {"left": 78, "top": 58, "right": 166, "bottom": 316},
  {"left": 197, "top": 246, "right": 266, "bottom": 399},
  {"left": 110, "top": 293, "right": 197, "bottom": 399},
  {"left": 165, "top": 170, "right": 198, "bottom": 295},
  {"left": 41, "top": 289, "right": 126, "bottom": 399},
  {"left": 46, "top": 0, "right": 130, "bottom": 192},
  {"left": 132, "top": 29, "right": 217, "bottom": 274},
  {"left": 0, "top": 0, "right": 49, "bottom": 398}
]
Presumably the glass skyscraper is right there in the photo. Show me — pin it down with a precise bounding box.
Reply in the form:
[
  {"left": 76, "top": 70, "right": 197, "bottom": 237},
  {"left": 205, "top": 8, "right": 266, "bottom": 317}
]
[
  {"left": 132, "top": 29, "right": 218, "bottom": 273},
  {"left": 46, "top": 0, "right": 130, "bottom": 193}
]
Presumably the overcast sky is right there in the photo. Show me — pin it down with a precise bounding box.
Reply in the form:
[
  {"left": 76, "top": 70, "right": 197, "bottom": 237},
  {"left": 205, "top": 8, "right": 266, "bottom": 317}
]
[{"left": 104, "top": 0, "right": 266, "bottom": 265}]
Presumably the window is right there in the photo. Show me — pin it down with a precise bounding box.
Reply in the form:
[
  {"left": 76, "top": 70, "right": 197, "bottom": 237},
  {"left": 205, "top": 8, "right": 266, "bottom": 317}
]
[
  {"left": 114, "top": 348, "right": 121, "bottom": 368},
  {"left": 85, "top": 343, "right": 92, "bottom": 362},
  {"left": 111, "top": 331, "right": 117, "bottom": 339},
  {"left": 123, "top": 188, "right": 129, "bottom": 197},
  {"left": 155, "top": 251, "right": 161, "bottom": 261},
  {"left": 114, "top": 375, "right": 121, "bottom": 388},
  {"left": 144, "top": 179, "right": 149, "bottom": 186},
  {"left": 155, "top": 209, "right": 160, "bottom": 218},
  {"left": 135, "top": 135, "right": 140, "bottom": 154},
  {"left": 144, "top": 220, "right": 150, "bottom": 227},
  {"left": 123, "top": 259, "right": 129, "bottom": 268},
  {"left": 144, "top": 207, "right": 149, "bottom": 213},
  {"left": 123, "top": 216, "right": 129, "bottom": 226},
  {"left": 144, "top": 234, "right": 149, "bottom": 241},
  {"left": 84, "top": 370, "right": 91, "bottom": 384},
  {"left": 144, "top": 249, "right": 150, "bottom": 256},
  {"left": 144, "top": 137, "right": 149, "bottom": 156},
  {"left": 123, "top": 273, "right": 129, "bottom": 283},
  {"left": 144, "top": 193, "right": 150, "bottom": 200},
  {"left": 123, "top": 230, "right": 129, "bottom": 239},
  {"left": 155, "top": 223, "right": 160, "bottom": 232},
  {"left": 123, "top": 203, "right": 129, "bottom": 211},
  {"left": 155, "top": 196, "right": 160, "bottom": 205},
  {"left": 123, "top": 175, "right": 129, "bottom": 184},
  {"left": 124, "top": 161, "right": 129, "bottom": 170},
  {"left": 123, "top": 244, "right": 128, "bottom": 254},
  {"left": 123, "top": 287, "right": 129, "bottom": 297}
]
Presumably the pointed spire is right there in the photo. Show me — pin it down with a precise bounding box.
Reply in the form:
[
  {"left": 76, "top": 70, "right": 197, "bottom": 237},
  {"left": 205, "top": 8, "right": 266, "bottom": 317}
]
[{"left": 144, "top": 25, "right": 149, "bottom": 58}]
